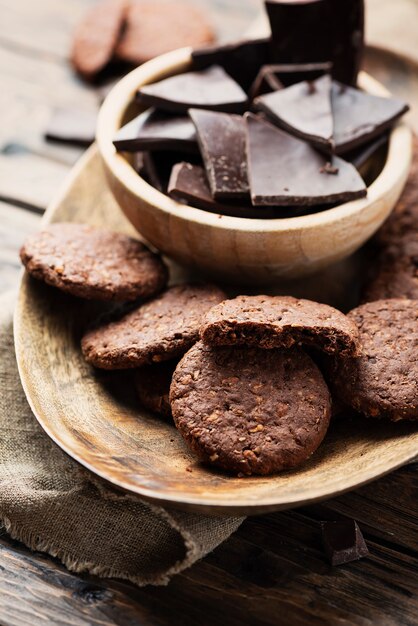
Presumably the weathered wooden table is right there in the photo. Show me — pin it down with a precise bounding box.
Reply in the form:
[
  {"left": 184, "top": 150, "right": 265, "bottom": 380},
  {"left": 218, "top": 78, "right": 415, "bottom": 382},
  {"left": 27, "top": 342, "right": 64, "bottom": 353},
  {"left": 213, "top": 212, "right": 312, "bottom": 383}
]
[{"left": 0, "top": 1, "right": 417, "bottom": 624}]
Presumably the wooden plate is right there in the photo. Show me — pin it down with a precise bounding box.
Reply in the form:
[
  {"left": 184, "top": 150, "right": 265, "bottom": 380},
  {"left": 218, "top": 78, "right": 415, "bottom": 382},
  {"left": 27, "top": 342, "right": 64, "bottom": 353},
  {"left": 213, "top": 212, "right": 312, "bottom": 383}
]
[
  {"left": 14, "top": 50, "right": 418, "bottom": 516},
  {"left": 14, "top": 145, "right": 418, "bottom": 515}
]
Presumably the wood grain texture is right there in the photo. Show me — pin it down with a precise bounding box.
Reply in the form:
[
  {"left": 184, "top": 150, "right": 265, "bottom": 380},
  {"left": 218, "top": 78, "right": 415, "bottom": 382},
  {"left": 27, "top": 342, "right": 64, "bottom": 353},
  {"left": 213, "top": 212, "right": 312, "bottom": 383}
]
[
  {"left": 0, "top": 464, "right": 416, "bottom": 626},
  {"left": 0, "top": 201, "right": 40, "bottom": 292},
  {"left": 13, "top": 145, "right": 418, "bottom": 515}
]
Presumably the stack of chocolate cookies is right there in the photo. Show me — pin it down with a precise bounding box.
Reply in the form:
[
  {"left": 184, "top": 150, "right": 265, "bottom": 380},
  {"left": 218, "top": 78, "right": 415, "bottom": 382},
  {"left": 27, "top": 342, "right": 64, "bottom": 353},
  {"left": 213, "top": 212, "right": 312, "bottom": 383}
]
[{"left": 20, "top": 212, "right": 418, "bottom": 477}]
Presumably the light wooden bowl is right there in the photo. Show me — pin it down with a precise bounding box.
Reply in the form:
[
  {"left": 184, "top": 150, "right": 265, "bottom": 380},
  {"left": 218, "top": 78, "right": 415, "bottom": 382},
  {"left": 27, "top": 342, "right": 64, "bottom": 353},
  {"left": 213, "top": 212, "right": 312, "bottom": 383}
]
[{"left": 97, "top": 47, "right": 412, "bottom": 283}]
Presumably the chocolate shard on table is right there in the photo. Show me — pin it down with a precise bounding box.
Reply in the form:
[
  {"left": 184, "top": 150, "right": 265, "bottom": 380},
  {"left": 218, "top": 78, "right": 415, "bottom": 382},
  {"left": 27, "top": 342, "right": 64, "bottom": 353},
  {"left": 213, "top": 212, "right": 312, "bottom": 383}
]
[
  {"left": 254, "top": 74, "right": 334, "bottom": 150},
  {"left": 168, "top": 162, "right": 278, "bottom": 218},
  {"left": 113, "top": 109, "right": 197, "bottom": 153},
  {"left": 332, "top": 82, "right": 409, "bottom": 154},
  {"left": 189, "top": 109, "right": 249, "bottom": 200},
  {"left": 191, "top": 38, "right": 270, "bottom": 92},
  {"left": 266, "top": 0, "right": 364, "bottom": 87},
  {"left": 44, "top": 107, "right": 97, "bottom": 147},
  {"left": 245, "top": 114, "right": 367, "bottom": 207},
  {"left": 249, "top": 62, "right": 333, "bottom": 99},
  {"left": 136, "top": 66, "right": 248, "bottom": 114},
  {"left": 321, "top": 520, "right": 369, "bottom": 566}
]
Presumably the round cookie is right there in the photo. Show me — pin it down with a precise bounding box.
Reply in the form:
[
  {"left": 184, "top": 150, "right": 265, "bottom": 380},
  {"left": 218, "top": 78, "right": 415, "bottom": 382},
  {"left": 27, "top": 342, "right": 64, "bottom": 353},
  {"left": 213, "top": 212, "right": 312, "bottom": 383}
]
[
  {"left": 20, "top": 223, "right": 168, "bottom": 302},
  {"left": 170, "top": 342, "right": 331, "bottom": 476},
  {"left": 82, "top": 283, "right": 226, "bottom": 369},
  {"left": 332, "top": 299, "right": 418, "bottom": 421},
  {"left": 134, "top": 361, "right": 176, "bottom": 419},
  {"left": 71, "top": 0, "right": 127, "bottom": 79},
  {"left": 375, "top": 136, "right": 418, "bottom": 246},
  {"left": 200, "top": 295, "right": 360, "bottom": 357},
  {"left": 362, "top": 235, "right": 418, "bottom": 302},
  {"left": 116, "top": 1, "right": 214, "bottom": 65}
]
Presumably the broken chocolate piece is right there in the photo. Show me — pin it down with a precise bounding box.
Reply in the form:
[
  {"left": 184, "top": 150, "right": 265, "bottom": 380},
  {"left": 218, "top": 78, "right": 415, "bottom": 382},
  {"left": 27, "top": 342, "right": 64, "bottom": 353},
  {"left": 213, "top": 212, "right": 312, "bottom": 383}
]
[
  {"left": 192, "top": 38, "right": 270, "bottom": 92},
  {"left": 45, "top": 107, "right": 97, "bottom": 147},
  {"left": 245, "top": 114, "right": 367, "bottom": 207},
  {"left": 332, "top": 82, "right": 409, "bottom": 154},
  {"left": 141, "top": 151, "right": 202, "bottom": 193},
  {"left": 189, "top": 109, "right": 249, "bottom": 200},
  {"left": 254, "top": 74, "right": 333, "bottom": 150},
  {"left": 136, "top": 66, "right": 248, "bottom": 114},
  {"left": 168, "top": 162, "right": 277, "bottom": 218},
  {"left": 113, "top": 109, "right": 197, "bottom": 153},
  {"left": 346, "top": 134, "right": 389, "bottom": 171},
  {"left": 321, "top": 520, "right": 369, "bottom": 566},
  {"left": 265, "top": 0, "right": 364, "bottom": 86},
  {"left": 249, "top": 62, "right": 333, "bottom": 99}
]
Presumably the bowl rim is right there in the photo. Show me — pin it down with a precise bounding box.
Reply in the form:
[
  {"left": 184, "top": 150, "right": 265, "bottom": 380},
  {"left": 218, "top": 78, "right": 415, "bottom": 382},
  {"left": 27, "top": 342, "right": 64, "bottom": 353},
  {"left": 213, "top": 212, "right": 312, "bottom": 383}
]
[{"left": 96, "top": 46, "right": 412, "bottom": 234}]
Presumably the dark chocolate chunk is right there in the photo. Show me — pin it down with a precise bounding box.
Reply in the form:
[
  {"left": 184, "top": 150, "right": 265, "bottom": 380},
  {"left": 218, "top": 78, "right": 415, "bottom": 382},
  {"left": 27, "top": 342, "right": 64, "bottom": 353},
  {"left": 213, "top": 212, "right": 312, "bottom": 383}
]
[
  {"left": 189, "top": 109, "right": 249, "bottom": 200},
  {"left": 168, "top": 162, "right": 278, "bottom": 218},
  {"left": 45, "top": 107, "right": 97, "bottom": 147},
  {"left": 321, "top": 520, "right": 369, "bottom": 566},
  {"left": 141, "top": 150, "right": 203, "bottom": 193},
  {"left": 332, "top": 82, "right": 409, "bottom": 154},
  {"left": 245, "top": 114, "right": 367, "bottom": 207},
  {"left": 136, "top": 66, "right": 248, "bottom": 114},
  {"left": 249, "top": 62, "right": 333, "bottom": 99},
  {"left": 191, "top": 38, "right": 270, "bottom": 92},
  {"left": 113, "top": 109, "right": 197, "bottom": 153},
  {"left": 254, "top": 74, "right": 333, "bottom": 150},
  {"left": 265, "top": 0, "right": 364, "bottom": 86},
  {"left": 346, "top": 134, "right": 389, "bottom": 171}
]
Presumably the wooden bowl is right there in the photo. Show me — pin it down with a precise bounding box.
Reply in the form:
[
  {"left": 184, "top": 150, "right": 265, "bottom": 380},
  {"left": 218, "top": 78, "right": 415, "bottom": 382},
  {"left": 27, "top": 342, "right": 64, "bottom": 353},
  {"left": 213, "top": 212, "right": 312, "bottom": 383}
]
[{"left": 97, "top": 47, "right": 412, "bottom": 283}]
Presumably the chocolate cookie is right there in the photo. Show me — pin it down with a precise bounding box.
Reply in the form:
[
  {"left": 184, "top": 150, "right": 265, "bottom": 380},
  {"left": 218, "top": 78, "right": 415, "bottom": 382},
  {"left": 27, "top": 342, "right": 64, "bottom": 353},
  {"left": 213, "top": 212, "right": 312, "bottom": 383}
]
[
  {"left": 71, "top": 0, "right": 127, "bottom": 79},
  {"left": 331, "top": 299, "right": 418, "bottom": 421},
  {"left": 375, "top": 136, "right": 418, "bottom": 245},
  {"left": 201, "top": 295, "right": 360, "bottom": 357},
  {"left": 135, "top": 361, "right": 176, "bottom": 419},
  {"left": 170, "top": 342, "right": 331, "bottom": 476},
  {"left": 20, "top": 223, "right": 168, "bottom": 302},
  {"left": 116, "top": 1, "right": 214, "bottom": 65},
  {"left": 362, "top": 235, "right": 418, "bottom": 302},
  {"left": 81, "top": 283, "right": 226, "bottom": 369}
]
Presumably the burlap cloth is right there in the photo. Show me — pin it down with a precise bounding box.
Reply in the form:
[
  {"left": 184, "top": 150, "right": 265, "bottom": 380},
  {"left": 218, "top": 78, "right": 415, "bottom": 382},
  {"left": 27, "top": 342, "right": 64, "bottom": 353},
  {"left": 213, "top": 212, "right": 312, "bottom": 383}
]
[{"left": 0, "top": 292, "right": 243, "bottom": 586}]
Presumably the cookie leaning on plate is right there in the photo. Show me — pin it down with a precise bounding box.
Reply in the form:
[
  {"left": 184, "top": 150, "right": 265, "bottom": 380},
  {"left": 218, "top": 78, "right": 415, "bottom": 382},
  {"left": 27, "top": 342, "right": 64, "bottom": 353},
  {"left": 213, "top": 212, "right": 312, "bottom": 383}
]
[
  {"left": 134, "top": 361, "right": 177, "bottom": 419},
  {"left": 331, "top": 299, "right": 418, "bottom": 421},
  {"left": 362, "top": 234, "right": 418, "bottom": 302},
  {"left": 20, "top": 223, "right": 168, "bottom": 302},
  {"left": 170, "top": 342, "right": 331, "bottom": 476},
  {"left": 200, "top": 295, "right": 360, "bottom": 357},
  {"left": 82, "top": 283, "right": 226, "bottom": 369}
]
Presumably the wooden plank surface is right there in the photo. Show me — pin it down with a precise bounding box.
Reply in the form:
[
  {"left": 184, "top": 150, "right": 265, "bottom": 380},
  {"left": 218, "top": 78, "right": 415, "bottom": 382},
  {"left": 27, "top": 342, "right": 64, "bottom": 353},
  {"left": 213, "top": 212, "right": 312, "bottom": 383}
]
[
  {"left": 0, "top": 465, "right": 416, "bottom": 626},
  {"left": 0, "top": 1, "right": 417, "bottom": 625}
]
